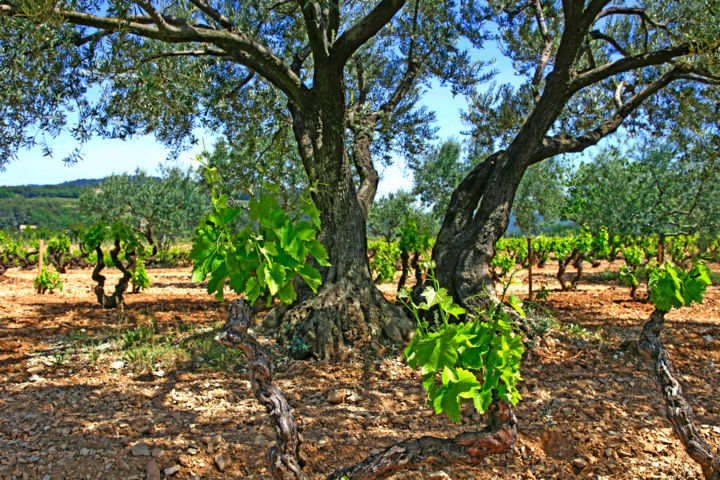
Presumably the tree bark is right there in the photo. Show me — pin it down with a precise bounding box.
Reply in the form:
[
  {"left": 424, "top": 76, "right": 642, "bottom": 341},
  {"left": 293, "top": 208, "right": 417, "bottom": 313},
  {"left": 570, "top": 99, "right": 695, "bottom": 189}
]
[
  {"left": 432, "top": 152, "right": 528, "bottom": 311},
  {"left": 216, "top": 300, "right": 306, "bottom": 480},
  {"left": 267, "top": 67, "right": 412, "bottom": 361},
  {"left": 91, "top": 241, "right": 135, "bottom": 309},
  {"left": 638, "top": 309, "right": 720, "bottom": 479}
]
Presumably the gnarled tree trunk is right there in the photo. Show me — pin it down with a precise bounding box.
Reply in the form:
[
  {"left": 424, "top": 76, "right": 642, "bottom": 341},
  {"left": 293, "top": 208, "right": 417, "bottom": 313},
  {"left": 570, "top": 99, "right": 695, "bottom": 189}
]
[
  {"left": 91, "top": 240, "right": 136, "bottom": 309},
  {"left": 639, "top": 309, "right": 720, "bottom": 479},
  {"left": 432, "top": 151, "right": 528, "bottom": 311},
  {"left": 265, "top": 67, "right": 412, "bottom": 362}
]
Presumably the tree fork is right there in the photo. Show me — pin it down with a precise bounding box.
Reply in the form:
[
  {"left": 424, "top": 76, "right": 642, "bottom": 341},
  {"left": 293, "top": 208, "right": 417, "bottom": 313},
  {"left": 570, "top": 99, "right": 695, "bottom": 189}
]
[{"left": 638, "top": 309, "right": 720, "bottom": 479}]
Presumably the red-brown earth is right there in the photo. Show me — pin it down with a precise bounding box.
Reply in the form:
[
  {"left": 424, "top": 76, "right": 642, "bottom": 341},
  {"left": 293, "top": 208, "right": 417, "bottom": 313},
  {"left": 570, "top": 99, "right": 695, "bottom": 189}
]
[{"left": 0, "top": 260, "right": 718, "bottom": 479}]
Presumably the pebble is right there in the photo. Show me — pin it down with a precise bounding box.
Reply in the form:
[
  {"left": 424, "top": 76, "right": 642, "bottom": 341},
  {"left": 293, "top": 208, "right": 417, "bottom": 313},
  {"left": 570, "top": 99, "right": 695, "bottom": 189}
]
[
  {"left": 214, "top": 452, "right": 230, "bottom": 472},
  {"left": 164, "top": 465, "right": 180, "bottom": 476},
  {"left": 145, "top": 460, "right": 161, "bottom": 480},
  {"left": 131, "top": 442, "right": 151, "bottom": 457},
  {"left": 346, "top": 392, "right": 361, "bottom": 403},
  {"left": 151, "top": 447, "right": 165, "bottom": 459},
  {"left": 572, "top": 458, "right": 588, "bottom": 469},
  {"left": 326, "top": 389, "right": 346, "bottom": 404},
  {"left": 428, "top": 472, "right": 451, "bottom": 480}
]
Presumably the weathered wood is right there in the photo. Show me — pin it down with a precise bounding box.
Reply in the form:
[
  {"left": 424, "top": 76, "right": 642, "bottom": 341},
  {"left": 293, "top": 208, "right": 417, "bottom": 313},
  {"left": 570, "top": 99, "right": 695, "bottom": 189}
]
[
  {"left": 217, "top": 299, "right": 517, "bottom": 480},
  {"left": 326, "top": 401, "right": 517, "bottom": 480},
  {"left": 91, "top": 240, "right": 135, "bottom": 309},
  {"left": 216, "top": 299, "right": 306, "bottom": 480},
  {"left": 639, "top": 309, "right": 720, "bottom": 480},
  {"left": 38, "top": 239, "right": 44, "bottom": 274}
]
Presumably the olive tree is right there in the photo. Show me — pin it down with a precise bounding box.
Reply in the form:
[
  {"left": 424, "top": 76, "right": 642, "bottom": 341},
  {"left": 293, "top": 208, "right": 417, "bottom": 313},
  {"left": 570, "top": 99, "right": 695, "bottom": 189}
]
[
  {"left": 431, "top": 0, "right": 720, "bottom": 310},
  {"left": 0, "top": 0, "right": 483, "bottom": 360}
]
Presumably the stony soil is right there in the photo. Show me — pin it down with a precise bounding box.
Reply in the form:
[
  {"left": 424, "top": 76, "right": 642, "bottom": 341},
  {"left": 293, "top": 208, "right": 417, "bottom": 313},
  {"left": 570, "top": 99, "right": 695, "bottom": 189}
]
[{"left": 0, "top": 261, "right": 719, "bottom": 480}]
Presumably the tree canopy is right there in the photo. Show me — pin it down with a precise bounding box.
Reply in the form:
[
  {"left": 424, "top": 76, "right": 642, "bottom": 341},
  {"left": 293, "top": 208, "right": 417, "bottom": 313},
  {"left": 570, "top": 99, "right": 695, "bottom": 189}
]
[
  {"left": 78, "top": 167, "right": 208, "bottom": 252},
  {"left": 565, "top": 139, "right": 720, "bottom": 237}
]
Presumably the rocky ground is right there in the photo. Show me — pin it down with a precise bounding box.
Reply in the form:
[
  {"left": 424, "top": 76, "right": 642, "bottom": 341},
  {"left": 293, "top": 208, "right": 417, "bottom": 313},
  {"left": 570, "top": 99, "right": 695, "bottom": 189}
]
[{"left": 0, "top": 261, "right": 718, "bottom": 479}]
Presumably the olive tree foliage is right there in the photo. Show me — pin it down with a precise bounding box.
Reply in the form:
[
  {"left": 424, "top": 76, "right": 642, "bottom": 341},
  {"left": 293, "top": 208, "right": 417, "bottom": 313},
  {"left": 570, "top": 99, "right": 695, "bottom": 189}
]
[
  {"left": 79, "top": 167, "right": 208, "bottom": 254},
  {"left": 430, "top": 0, "right": 720, "bottom": 310},
  {"left": 410, "top": 138, "right": 475, "bottom": 219},
  {"left": 201, "top": 136, "right": 308, "bottom": 209},
  {"left": 0, "top": 0, "right": 487, "bottom": 360},
  {"left": 367, "top": 190, "right": 416, "bottom": 242},
  {"left": 511, "top": 157, "right": 565, "bottom": 235},
  {"left": 565, "top": 139, "right": 720, "bottom": 238}
]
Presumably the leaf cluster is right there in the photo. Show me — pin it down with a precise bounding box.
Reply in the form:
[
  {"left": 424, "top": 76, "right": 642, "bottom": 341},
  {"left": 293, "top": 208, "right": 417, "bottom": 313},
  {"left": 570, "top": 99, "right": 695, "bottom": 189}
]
[
  {"left": 648, "top": 263, "right": 712, "bottom": 311},
  {"left": 190, "top": 166, "right": 329, "bottom": 305},
  {"left": 399, "top": 270, "right": 524, "bottom": 422},
  {"left": 33, "top": 266, "right": 63, "bottom": 294}
]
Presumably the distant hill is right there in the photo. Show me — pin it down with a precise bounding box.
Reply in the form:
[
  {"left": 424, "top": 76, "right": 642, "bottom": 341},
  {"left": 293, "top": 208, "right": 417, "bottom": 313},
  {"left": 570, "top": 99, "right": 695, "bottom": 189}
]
[
  {"left": 0, "top": 178, "right": 108, "bottom": 231},
  {"left": 0, "top": 178, "right": 104, "bottom": 200}
]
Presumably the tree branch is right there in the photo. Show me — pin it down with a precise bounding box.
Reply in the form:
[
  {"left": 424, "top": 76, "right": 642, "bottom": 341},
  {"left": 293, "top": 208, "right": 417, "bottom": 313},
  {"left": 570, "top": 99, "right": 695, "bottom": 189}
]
[
  {"left": 534, "top": 67, "right": 681, "bottom": 161},
  {"left": 299, "top": 1, "right": 330, "bottom": 59},
  {"left": 570, "top": 43, "right": 690, "bottom": 92},
  {"left": 187, "top": 0, "right": 235, "bottom": 29},
  {"left": 331, "top": 0, "right": 406, "bottom": 66},
  {"left": 594, "top": 7, "right": 670, "bottom": 33},
  {"left": 0, "top": 3, "right": 309, "bottom": 107},
  {"left": 589, "top": 29, "right": 630, "bottom": 57},
  {"left": 530, "top": 0, "right": 553, "bottom": 103}
]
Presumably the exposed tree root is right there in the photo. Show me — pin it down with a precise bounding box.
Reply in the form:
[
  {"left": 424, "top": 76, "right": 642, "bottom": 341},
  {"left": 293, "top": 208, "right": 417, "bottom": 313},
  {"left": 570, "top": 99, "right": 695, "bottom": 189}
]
[
  {"left": 263, "top": 280, "right": 413, "bottom": 362},
  {"left": 325, "top": 401, "right": 517, "bottom": 480},
  {"left": 639, "top": 309, "right": 720, "bottom": 480},
  {"left": 218, "top": 299, "right": 517, "bottom": 480}
]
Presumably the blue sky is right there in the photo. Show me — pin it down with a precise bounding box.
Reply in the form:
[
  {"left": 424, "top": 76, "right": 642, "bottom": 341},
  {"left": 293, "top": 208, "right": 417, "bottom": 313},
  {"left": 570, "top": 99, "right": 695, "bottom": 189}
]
[{"left": 0, "top": 40, "right": 522, "bottom": 194}]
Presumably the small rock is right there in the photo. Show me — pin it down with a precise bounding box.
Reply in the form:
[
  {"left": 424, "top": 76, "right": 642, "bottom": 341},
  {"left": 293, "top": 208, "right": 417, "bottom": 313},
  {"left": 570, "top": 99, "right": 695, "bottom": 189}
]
[
  {"left": 163, "top": 465, "right": 180, "bottom": 476},
  {"left": 572, "top": 458, "right": 588, "bottom": 469},
  {"left": 145, "top": 460, "right": 161, "bottom": 480},
  {"left": 27, "top": 365, "right": 44, "bottom": 375},
  {"left": 346, "top": 392, "right": 361, "bottom": 404},
  {"left": 703, "top": 335, "right": 714, "bottom": 343},
  {"left": 28, "top": 374, "right": 44, "bottom": 382},
  {"left": 211, "top": 434, "right": 223, "bottom": 446},
  {"left": 187, "top": 447, "right": 198, "bottom": 455},
  {"left": 543, "top": 336, "right": 556, "bottom": 349},
  {"left": 428, "top": 472, "right": 451, "bottom": 480},
  {"left": 131, "top": 442, "right": 151, "bottom": 457},
  {"left": 214, "top": 452, "right": 230, "bottom": 472},
  {"left": 178, "top": 455, "right": 191, "bottom": 467},
  {"left": 111, "top": 360, "right": 124, "bottom": 370},
  {"left": 79, "top": 448, "right": 90, "bottom": 456},
  {"left": 151, "top": 447, "right": 164, "bottom": 459},
  {"left": 326, "top": 389, "right": 346, "bottom": 404},
  {"left": 605, "top": 447, "right": 615, "bottom": 458}
]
